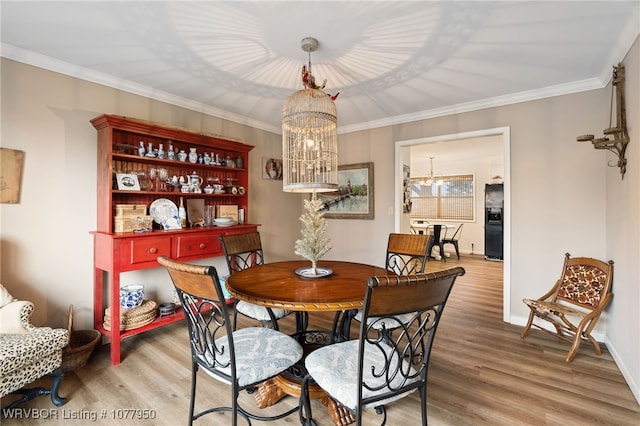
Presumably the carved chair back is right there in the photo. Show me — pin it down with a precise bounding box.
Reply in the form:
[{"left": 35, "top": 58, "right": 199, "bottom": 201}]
[
  {"left": 385, "top": 233, "right": 433, "bottom": 275},
  {"left": 219, "top": 232, "right": 264, "bottom": 274}
]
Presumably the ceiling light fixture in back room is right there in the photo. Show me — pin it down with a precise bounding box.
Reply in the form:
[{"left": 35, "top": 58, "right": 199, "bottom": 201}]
[{"left": 420, "top": 157, "right": 443, "bottom": 186}]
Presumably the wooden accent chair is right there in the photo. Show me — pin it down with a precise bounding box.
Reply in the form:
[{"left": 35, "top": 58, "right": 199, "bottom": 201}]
[
  {"left": 521, "top": 253, "right": 614, "bottom": 362},
  {"left": 157, "top": 256, "right": 303, "bottom": 426},
  {"left": 219, "top": 232, "right": 292, "bottom": 331},
  {"left": 441, "top": 223, "right": 463, "bottom": 260},
  {"left": 300, "top": 268, "right": 466, "bottom": 425}
]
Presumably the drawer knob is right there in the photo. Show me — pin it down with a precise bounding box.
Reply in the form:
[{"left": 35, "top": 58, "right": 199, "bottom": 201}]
[
  {"left": 199, "top": 243, "right": 206, "bottom": 249},
  {"left": 149, "top": 247, "right": 158, "bottom": 254}
]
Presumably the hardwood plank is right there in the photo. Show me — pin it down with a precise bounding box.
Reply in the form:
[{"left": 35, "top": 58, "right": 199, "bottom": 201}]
[{"left": 2, "top": 254, "right": 639, "bottom": 425}]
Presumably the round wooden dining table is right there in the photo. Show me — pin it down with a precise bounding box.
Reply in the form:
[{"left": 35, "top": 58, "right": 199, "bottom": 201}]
[
  {"left": 225, "top": 259, "right": 395, "bottom": 426},
  {"left": 225, "top": 259, "right": 393, "bottom": 312}
]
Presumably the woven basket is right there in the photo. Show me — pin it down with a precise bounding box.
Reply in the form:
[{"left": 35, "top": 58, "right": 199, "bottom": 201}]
[
  {"left": 103, "top": 300, "right": 157, "bottom": 331},
  {"left": 62, "top": 305, "right": 101, "bottom": 372}
]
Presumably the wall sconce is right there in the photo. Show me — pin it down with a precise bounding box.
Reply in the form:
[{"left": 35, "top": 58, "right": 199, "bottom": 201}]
[{"left": 577, "top": 62, "right": 629, "bottom": 179}]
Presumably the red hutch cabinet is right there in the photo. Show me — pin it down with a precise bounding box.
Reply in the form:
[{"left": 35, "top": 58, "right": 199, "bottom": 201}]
[{"left": 90, "top": 114, "right": 257, "bottom": 365}]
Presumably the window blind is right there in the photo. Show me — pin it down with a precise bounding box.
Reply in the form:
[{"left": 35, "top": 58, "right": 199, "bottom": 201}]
[{"left": 409, "top": 174, "right": 474, "bottom": 221}]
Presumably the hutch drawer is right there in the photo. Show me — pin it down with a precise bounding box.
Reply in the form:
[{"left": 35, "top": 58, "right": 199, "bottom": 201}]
[
  {"left": 130, "top": 237, "right": 172, "bottom": 264},
  {"left": 174, "top": 234, "right": 220, "bottom": 259}
]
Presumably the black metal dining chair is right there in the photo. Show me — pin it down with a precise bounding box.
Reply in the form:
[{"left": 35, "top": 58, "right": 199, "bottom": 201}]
[
  {"left": 219, "top": 232, "right": 292, "bottom": 331},
  {"left": 300, "top": 268, "right": 466, "bottom": 425},
  {"left": 353, "top": 231, "right": 431, "bottom": 306},
  {"left": 347, "top": 233, "right": 433, "bottom": 340},
  {"left": 441, "top": 223, "right": 463, "bottom": 260},
  {"left": 385, "top": 233, "right": 434, "bottom": 275},
  {"left": 157, "top": 256, "right": 303, "bottom": 426}
]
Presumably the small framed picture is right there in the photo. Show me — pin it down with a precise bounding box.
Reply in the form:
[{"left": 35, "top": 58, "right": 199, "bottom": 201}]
[
  {"left": 115, "top": 173, "right": 141, "bottom": 191},
  {"left": 262, "top": 157, "right": 283, "bottom": 180}
]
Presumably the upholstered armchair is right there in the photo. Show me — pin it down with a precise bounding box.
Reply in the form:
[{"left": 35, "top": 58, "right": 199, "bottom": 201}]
[{"left": 0, "top": 284, "right": 69, "bottom": 409}]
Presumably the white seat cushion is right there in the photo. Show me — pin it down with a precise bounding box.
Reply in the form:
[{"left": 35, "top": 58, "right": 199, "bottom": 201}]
[
  {"left": 200, "top": 327, "right": 302, "bottom": 387},
  {"left": 305, "top": 339, "right": 417, "bottom": 410},
  {"left": 236, "top": 301, "right": 290, "bottom": 321},
  {"left": 353, "top": 310, "right": 415, "bottom": 330}
]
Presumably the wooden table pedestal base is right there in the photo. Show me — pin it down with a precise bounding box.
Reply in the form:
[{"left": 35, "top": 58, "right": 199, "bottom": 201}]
[{"left": 254, "top": 377, "right": 355, "bottom": 426}]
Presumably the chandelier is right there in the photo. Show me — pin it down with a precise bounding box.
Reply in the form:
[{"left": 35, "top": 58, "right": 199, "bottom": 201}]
[
  {"left": 282, "top": 37, "right": 338, "bottom": 193},
  {"left": 420, "top": 157, "right": 443, "bottom": 186}
]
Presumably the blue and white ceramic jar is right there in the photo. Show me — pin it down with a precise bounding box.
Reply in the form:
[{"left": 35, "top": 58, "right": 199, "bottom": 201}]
[{"left": 120, "top": 284, "right": 144, "bottom": 309}]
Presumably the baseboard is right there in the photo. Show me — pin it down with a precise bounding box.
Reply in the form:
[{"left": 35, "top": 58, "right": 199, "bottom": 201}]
[{"left": 605, "top": 335, "right": 640, "bottom": 405}]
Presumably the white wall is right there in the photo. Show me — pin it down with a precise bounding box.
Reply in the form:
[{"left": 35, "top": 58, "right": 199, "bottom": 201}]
[
  {"left": 605, "top": 36, "right": 639, "bottom": 404},
  {"left": 0, "top": 58, "right": 302, "bottom": 331}
]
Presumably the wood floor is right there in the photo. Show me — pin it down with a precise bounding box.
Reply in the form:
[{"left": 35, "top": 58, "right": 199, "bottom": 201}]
[{"left": 3, "top": 255, "right": 639, "bottom": 425}]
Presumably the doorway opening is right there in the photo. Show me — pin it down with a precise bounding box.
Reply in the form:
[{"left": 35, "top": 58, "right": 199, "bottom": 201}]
[{"left": 394, "top": 127, "right": 511, "bottom": 322}]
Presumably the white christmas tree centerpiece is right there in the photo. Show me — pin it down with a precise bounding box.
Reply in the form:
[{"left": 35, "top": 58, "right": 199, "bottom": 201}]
[{"left": 294, "top": 193, "right": 332, "bottom": 277}]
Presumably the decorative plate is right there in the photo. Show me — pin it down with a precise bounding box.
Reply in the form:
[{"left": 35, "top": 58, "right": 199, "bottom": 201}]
[
  {"left": 150, "top": 198, "right": 178, "bottom": 225},
  {"left": 295, "top": 267, "right": 333, "bottom": 278},
  {"left": 214, "top": 217, "right": 234, "bottom": 223},
  {"left": 214, "top": 220, "right": 238, "bottom": 227}
]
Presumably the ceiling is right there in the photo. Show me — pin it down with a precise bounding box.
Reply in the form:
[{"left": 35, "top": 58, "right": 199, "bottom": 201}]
[{"left": 1, "top": 1, "right": 639, "bottom": 135}]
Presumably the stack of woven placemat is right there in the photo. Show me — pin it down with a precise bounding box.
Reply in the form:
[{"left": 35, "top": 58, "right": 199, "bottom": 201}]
[{"left": 104, "top": 300, "right": 157, "bottom": 331}]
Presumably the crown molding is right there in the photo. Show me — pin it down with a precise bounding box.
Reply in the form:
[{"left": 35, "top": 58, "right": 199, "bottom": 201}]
[
  {"left": 338, "top": 77, "right": 604, "bottom": 135},
  {"left": 0, "top": 43, "right": 282, "bottom": 135},
  {"left": 0, "top": 43, "right": 616, "bottom": 137}
]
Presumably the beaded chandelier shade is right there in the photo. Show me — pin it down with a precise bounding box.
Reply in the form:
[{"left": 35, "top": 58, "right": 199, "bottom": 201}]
[{"left": 282, "top": 37, "right": 338, "bottom": 193}]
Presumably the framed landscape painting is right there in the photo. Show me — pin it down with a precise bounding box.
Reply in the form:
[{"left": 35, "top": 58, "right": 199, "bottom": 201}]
[{"left": 318, "top": 162, "right": 374, "bottom": 220}]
